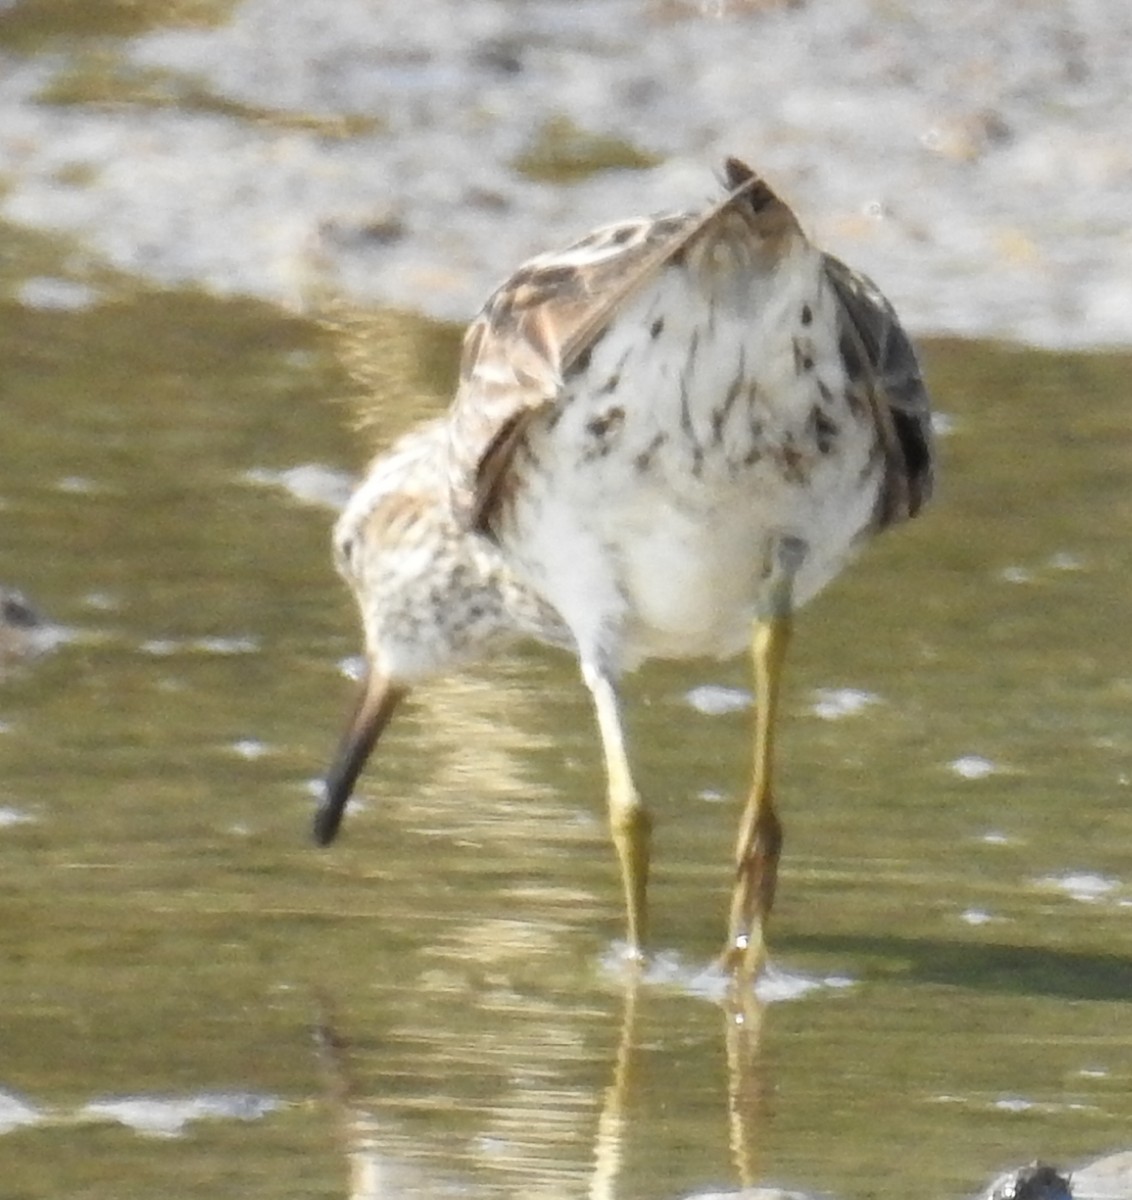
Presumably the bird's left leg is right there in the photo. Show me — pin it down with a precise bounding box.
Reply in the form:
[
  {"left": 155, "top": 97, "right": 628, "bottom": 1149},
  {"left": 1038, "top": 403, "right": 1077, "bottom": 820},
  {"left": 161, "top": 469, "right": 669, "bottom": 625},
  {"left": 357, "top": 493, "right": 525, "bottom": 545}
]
[
  {"left": 724, "top": 535, "right": 805, "bottom": 978},
  {"left": 582, "top": 660, "right": 652, "bottom": 959}
]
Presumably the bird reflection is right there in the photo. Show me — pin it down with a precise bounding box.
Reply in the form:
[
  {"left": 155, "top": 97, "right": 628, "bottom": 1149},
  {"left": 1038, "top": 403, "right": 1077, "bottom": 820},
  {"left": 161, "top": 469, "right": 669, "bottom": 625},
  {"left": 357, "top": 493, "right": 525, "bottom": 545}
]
[{"left": 311, "top": 979, "right": 769, "bottom": 1200}]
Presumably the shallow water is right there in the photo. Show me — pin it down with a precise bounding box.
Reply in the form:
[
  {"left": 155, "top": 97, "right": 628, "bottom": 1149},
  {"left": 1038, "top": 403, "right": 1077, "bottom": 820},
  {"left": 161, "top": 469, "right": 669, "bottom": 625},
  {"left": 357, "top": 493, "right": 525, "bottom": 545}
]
[{"left": 1, "top": 271, "right": 1130, "bottom": 1199}]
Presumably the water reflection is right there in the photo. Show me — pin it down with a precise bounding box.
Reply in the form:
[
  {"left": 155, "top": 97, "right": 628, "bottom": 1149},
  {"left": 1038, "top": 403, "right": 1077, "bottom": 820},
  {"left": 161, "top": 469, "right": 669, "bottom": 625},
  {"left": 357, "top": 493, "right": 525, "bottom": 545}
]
[{"left": 314, "top": 976, "right": 774, "bottom": 1200}]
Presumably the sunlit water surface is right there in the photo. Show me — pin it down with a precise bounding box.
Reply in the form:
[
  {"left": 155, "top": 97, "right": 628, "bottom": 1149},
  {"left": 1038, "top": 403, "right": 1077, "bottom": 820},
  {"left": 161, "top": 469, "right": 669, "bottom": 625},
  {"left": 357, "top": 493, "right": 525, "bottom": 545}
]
[{"left": 1, "top": 263, "right": 1131, "bottom": 1199}]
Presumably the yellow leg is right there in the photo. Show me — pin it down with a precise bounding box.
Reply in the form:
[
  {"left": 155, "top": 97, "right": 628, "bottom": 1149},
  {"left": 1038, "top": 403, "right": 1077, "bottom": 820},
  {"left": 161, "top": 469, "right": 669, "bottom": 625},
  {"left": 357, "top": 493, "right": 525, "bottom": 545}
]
[
  {"left": 584, "top": 663, "right": 652, "bottom": 957},
  {"left": 589, "top": 970, "right": 640, "bottom": 1200},
  {"left": 724, "top": 983, "right": 766, "bottom": 1190},
  {"left": 723, "top": 610, "right": 791, "bottom": 977}
]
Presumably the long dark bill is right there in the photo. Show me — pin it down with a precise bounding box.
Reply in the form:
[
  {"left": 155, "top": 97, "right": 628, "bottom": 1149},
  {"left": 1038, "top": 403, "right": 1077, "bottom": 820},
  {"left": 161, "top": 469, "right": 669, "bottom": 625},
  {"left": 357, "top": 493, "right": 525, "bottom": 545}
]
[{"left": 313, "top": 672, "right": 406, "bottom": 847}]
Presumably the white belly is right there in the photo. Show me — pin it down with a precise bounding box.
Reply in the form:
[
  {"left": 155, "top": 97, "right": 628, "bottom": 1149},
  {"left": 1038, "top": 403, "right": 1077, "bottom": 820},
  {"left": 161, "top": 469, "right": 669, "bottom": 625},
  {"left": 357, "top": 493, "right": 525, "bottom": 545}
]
[{"left": 494, "top": 240, "right": 886, "bottom": 670}]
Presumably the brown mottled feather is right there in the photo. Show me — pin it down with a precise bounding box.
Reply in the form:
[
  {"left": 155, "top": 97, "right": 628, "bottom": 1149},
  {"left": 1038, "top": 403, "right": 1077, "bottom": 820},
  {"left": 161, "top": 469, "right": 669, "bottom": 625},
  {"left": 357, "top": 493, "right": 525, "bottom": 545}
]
[
  {"left": 448, "top": 156, "right": 931, "bottom": 541},
  {"left": 448, "top": 160, "right": 802, "bottom": 534}
]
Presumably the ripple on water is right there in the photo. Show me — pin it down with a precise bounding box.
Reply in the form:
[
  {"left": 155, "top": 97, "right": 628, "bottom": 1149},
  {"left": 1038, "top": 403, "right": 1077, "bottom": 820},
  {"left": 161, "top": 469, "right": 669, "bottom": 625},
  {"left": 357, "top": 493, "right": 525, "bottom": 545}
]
[
  {"left": 684, "top": 685, "right": 752, "bottom": 715},
  {"left": 810, "top": 687, "right": 880, "bottom": 720},
  {"left": 229, "top": 738, "right": 271, "bottom": 760},
  {"left": 16, "top": 276, "right": 101, "bottom": 312},
  {"left": 141, "top": 635, "right": 261, "bottom": 656},
  {"left": 0, "top": 1089, "right": 42, "bottom": 1135},
  {"left": 601, "top": 946, "right": 855, "bottom": 1004},
  {"left": 949, "top": 755, "right": 998, "bottom": 780},
  {"left": 1039, "top": 872, "right": 1121, "bottom": 904},
  {"left": 243, "top": 464, "right": 355, "bottom": 511},
  {"left": 79, "top": 1092, "right": 283, "bottom": 1139}
]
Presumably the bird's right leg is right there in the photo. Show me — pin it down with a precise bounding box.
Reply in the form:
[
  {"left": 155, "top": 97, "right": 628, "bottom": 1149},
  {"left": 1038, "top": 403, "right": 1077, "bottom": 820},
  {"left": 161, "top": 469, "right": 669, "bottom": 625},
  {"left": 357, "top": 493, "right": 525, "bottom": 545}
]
[
  {"left": 724, "top": 535, "right": 805, "bottom": 978},
  {"left": 582, "top": 660, "right": 652, "bottom": 958}
]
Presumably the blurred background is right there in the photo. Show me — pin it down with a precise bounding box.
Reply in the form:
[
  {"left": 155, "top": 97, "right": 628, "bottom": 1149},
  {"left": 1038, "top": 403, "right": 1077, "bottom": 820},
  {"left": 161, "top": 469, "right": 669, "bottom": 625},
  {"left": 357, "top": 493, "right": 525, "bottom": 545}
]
[{"left": 1, "top": 3, "right": 1130, "bottom": 1199}]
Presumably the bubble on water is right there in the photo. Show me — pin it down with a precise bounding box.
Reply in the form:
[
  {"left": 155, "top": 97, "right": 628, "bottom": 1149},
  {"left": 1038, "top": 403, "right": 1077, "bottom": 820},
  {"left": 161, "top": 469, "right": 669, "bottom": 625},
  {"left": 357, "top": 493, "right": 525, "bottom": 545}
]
[
  {"left": 193, "top": 636, "right": 260, "bottom": 655},
  {"left": 1041, "top": 872, "right": 1119, "bottom": 903},
  {"left": 1047, "top": 551, "right": 1083, "bottom": 571},
  {"left": 141, "top": 639, "right": 178, "bottom": 656},
  {"left": 339, "top": 655, "right": 365, "bottom": 681},
  {"left": 56, "top": 476, "right": 99, "bottom": 494},
  {"left": 141, "top": 636, "right": 259, "bottom": 656},
  {"left": 17, "top": 276, "right": 100, "bottom": 311},
  {"left": 244, "top": 464, "right": 355, "bottom": 511},
  {"left": 999, "top": 566, "right": 1033, "bottom": 584},
  {"left": 230, "top": 739, "right": 269, "bottom": 760},
  {"left": 630, "top": 952, "right": 855, "bottom": 1004},
  {"left": 0, "top": 1089, "right": 42, "bottom": 1134},
  {"left": 685, "top": 685, "right": 751, "bottom": 715},
  {"left": 756, "top": 963, "right": 855, "bottom": 1003},
  {"left": 81, "top": 591, "right": 120, "bottom": 612},
  {"left": 949, "top": 755, "right": 996, "bottom": 780},
  {"left": 81, "top": 1092, "right": 281, "bottom": 1139},
  {"left": 810, "top": 687, "right": 879, "bottom": 720}
]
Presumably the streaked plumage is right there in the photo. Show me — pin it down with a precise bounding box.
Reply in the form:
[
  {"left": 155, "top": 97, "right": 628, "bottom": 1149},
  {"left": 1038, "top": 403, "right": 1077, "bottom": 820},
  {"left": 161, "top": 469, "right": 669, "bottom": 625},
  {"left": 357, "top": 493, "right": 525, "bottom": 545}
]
[{"left": 315, "top": 158, "right": 933, "bottom": 975}]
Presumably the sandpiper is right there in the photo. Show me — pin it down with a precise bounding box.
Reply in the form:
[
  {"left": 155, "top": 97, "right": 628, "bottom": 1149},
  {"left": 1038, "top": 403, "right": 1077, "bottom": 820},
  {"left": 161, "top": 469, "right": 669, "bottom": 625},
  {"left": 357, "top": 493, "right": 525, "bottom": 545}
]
[{"left": 314, "top": 158, "right": 933, "bottom": 976}]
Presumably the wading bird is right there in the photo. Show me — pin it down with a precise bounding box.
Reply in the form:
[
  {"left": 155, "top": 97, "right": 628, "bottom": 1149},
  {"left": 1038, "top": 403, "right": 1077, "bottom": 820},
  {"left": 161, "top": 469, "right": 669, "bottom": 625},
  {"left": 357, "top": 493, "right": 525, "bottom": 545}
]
[{"left": 314, "top": 159, "right": 933, "bottom": 976}]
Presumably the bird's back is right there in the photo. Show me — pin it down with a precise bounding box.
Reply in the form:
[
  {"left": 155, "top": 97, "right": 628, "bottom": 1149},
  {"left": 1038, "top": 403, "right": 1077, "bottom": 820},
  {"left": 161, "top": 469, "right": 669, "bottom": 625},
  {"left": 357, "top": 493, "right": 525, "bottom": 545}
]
[{"left": 443, "top": 160, "right": 933, "bottom": 666}]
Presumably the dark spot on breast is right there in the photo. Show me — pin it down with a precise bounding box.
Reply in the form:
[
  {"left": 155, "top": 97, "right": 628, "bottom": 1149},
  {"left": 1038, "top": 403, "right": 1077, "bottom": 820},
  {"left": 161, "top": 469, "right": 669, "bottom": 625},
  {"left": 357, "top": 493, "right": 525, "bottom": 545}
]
[
  {"left": 599, "top": 373, "right": 621, "bottom": 396},
  {"left": 801, "top": 303, "right": 813, "bottom": 326},
  {"left": 586, "top": 406, "right": 625, "bottom": 440},
  {"left": 817, "top": 379, "right": 833, "bottom": 403},
  {"left": 793, "top": 337, "right": 814, "bottom": 374},
  {"left": 650, "top": 317, "right": 665, "bottom": 339},
  {"left": 712, "top": 374, "right": 745, "bottom": 443},
  {"left": 634, "top": 431, "right": 667, "bottom": 473},
  {"left": 778, "top": 439, "right": 808, "bottom": 484},
  {"left": 810, "top": 405, "right": 840, "bottom": 454}
]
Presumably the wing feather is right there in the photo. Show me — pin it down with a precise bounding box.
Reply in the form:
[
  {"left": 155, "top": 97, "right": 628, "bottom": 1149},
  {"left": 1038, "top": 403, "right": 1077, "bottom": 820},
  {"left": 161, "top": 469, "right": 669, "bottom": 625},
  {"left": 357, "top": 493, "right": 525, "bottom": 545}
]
[
  {"left": 822, "top": 254, "right": 934, "bottom": 525},
  {"left": 447, "top": 159, "right": 795, "bottom": 534}
]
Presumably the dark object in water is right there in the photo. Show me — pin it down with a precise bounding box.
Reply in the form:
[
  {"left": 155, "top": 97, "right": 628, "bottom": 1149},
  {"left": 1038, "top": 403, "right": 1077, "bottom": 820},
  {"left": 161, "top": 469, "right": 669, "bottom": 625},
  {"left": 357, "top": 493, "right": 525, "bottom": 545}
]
[
  {"left": 0, "top": 587, "right": 47, "bottom": 665},
  {"left": 988, "top": 1163, "right": 1074, "bottom": 1200}
]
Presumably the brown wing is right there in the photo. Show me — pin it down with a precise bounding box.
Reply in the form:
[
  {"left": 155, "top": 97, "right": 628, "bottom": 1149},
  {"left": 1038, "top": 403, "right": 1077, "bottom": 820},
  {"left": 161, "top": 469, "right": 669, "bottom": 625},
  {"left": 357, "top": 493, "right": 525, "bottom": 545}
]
[
  {"left": 822, "top": 254, "right": 934, "bottom": 527},
  {"left": 447, "top": 158, "right": 796, "bottom": 535}
]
